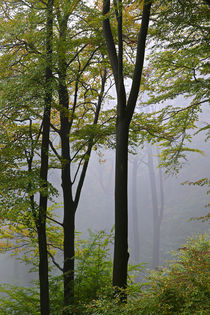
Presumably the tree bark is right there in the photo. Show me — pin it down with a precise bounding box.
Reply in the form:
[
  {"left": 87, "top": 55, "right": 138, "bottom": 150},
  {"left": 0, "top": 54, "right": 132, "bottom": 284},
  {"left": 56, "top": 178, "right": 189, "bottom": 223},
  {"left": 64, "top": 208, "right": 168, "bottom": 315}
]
[{"left": 38, "top": 1, "right": 53, "bottom": 314}]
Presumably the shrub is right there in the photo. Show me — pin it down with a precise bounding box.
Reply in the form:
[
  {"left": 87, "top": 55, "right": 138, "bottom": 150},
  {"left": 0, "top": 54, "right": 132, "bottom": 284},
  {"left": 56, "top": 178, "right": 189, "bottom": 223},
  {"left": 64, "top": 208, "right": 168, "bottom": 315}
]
[{"left": 82, "top": 233, "right": 210, "bottom": 315}]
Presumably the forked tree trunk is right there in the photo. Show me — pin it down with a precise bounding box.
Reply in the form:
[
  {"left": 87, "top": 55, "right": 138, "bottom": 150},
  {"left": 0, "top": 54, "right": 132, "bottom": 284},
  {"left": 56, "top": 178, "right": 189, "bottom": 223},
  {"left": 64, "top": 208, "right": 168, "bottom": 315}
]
[
  {"left": 103, "top": 0, "right": 152, "bottom": 292},
  {"left": 56, "top": 19, "right": 107, "bottom": 308}
]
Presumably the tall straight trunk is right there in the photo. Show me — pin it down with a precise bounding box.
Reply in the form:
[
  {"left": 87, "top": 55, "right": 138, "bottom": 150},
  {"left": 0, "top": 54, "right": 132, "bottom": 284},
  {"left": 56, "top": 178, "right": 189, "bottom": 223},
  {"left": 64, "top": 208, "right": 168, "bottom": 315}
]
[
  {"left": 152, "top": 221, "right": 160, "bottom": 268},
  {"left": 132, "top": 158, "right": 140, "bottom": 264},
  {"left": 62, "top": 181, "right": 75, "bottom": 310},
  {"left": 38, "top": 1, "right": 53, "bottom": 314},
  {"left": 58, "top": 72, "right": 75, "bottom": 310},
  {"left": 113, "top": 117, "right": 129, "bottom": 288},
  {"left": 60, "top": 116, "right": 75, "bottom": 313},
  {"left": 103, "top": 0, "right": 152, "bottom": 291},
  {"left": 147, "top": 144, "right": 159, "bottom": 268},
  {"left": 37, "top": 221, "right": 50, "bottom": 315},
  {"left": 147, "top": 144, "right": 164, "bottom": 269}
]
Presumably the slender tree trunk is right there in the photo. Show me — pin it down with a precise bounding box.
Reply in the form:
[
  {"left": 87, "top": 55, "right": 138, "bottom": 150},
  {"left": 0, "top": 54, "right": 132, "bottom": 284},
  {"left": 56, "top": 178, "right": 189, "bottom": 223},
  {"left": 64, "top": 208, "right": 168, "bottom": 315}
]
[
  {"left": 38, "top": 1, "right": 53, "bottom": 314},
  {"left": 147, "top": 144, "right": 163, "bottom": 269},
  {"left": 58, "top": 61, "right": 75, "bottom": 311},
  {"left": 152, "top": 220, "right": 160, "bottom": 268},
  {"left": 60, "top": 117, "right": 75, "bottom": 310},
  {"left": 38, "top": 224, "right": 50, "bottom": 315},
  {"left": 59, "top": 82, "right": 76, "bottom": 311},
  {"left": 63, "top": 191, "right": 75, "bottom": 310},
  {"left": 132, "top": 158, "right": 140, "bottom": 264}
]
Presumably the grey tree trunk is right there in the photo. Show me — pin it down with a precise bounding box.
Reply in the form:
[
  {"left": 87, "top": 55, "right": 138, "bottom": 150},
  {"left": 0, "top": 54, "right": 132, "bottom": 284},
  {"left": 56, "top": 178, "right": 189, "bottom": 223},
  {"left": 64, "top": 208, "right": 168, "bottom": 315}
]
[
  {"left": 131, "top": 158, "right": 140, "bottom": 264},
  {"left": 147, "top": 144, "right": 164, "bottom": 268}
]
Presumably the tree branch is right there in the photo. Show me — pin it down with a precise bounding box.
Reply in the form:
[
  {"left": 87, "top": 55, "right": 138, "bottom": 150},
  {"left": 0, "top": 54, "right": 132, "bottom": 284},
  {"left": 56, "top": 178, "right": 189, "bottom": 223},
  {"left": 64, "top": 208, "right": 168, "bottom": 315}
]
[
  {"left": 46, "top": 215, "right": 63, "bottom": 227},
  {"left": 103, "top": 0, "right": 119, "bottom": 85},
  {"left": 47, "top": 250, "right": 63, "bottom": 272},
  {"left": 127, "top": 0, "right": 152, "bottom": 122}
]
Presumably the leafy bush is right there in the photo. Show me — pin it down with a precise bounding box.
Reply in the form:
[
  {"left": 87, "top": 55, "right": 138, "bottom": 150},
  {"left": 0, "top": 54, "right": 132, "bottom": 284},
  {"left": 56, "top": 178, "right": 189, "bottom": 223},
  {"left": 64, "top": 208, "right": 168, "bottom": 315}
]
[
  {"left": 137, "top": 233, "right": 210, "bottom": 314},
  {"left": 74, "top": 230, "right": 113, "bottom": 303},
  {"left": 0, "top": 284, "right": 40, "bottom": 314},
  {"left": 82, "top": 233, "right": 210, "bottom": 314}
]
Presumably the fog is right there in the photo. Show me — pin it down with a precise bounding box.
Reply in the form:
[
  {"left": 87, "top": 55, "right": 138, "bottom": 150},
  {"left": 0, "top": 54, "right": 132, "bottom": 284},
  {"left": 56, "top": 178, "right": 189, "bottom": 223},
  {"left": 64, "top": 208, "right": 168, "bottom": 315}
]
[
  {"left": 0, "top": 105, "right": 209, "bottom": 287},
  {"left": 76, "top": 131, "right": 209, "bottom": 269}
]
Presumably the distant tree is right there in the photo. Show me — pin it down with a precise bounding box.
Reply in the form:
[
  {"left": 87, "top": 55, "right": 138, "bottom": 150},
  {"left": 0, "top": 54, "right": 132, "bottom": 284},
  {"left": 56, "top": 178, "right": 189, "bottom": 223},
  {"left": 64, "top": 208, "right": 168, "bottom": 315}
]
[
  {"left": 130, "top": 156, "right": 141, "bottom": 264},
  {"left": 146, "top": 145, "right": 164, "bottom": 268}
]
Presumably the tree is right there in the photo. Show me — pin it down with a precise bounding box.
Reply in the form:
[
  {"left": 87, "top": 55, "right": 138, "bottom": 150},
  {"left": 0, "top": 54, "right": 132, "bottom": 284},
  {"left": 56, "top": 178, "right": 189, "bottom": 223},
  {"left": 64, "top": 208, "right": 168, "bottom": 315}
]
[
  {"left": 146, "top": 144, "right": 164, "bottom": 268},
  {"left": 102, "top": 0, "right": 152, "bottom": 292},
  {"left": 130, "top": 156, "right": 141, "bottom": 265},
  {"left": 0, "top": 0, "right": 54, "bottom": 313},
  {"left": 37, "top": 1, "right": 54, "bottom": 313},
  {"left": 51, "top": 3, "right": 111, "bottom": 310}
]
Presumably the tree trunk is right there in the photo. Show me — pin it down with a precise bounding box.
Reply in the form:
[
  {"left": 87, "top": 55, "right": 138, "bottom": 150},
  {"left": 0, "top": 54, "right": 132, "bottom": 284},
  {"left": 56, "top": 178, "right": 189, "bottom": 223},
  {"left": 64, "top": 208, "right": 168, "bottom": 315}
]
[
  {"left": 147, "top": 144, "right": 161, "bottom": 269},
  {"left": 113, "top": 117, "right": 129, "bottom": 290},
  {"left": 38, "top": 225, "right": 50, "bottom": 315},
  {"left": 59, "top": 86, "right": 75, "bottom": 310},
  {"left": 63, "top": 195, "right": 75, "bottom": 311},
  {"left": 38, "top": 1, "right": 53, "bottom": 314},
  {"left": 152, "top": 219, "right": 160, "bottom": 268},
  {"left": 38, "top": 107, "right": 51, "bottom": 314},
  {"left": 60, "top": 126, "right": 75, "bottom": 313},
  {"left": 132, "top": 158, "right": 140, "bottom": 264},
  {"left": 58, "top": 69, "right": 76, "bottom": 312}
]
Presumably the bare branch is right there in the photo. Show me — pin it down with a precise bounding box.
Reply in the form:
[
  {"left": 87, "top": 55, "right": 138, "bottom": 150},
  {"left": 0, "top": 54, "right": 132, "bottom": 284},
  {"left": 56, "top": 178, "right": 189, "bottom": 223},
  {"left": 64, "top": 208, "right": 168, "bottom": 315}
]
[
  {"left": 46, "top": 215, "right": 63, "bottom": 227},
  {"left": 47, "top": 250, "right": 63, "bottom": 272}
]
